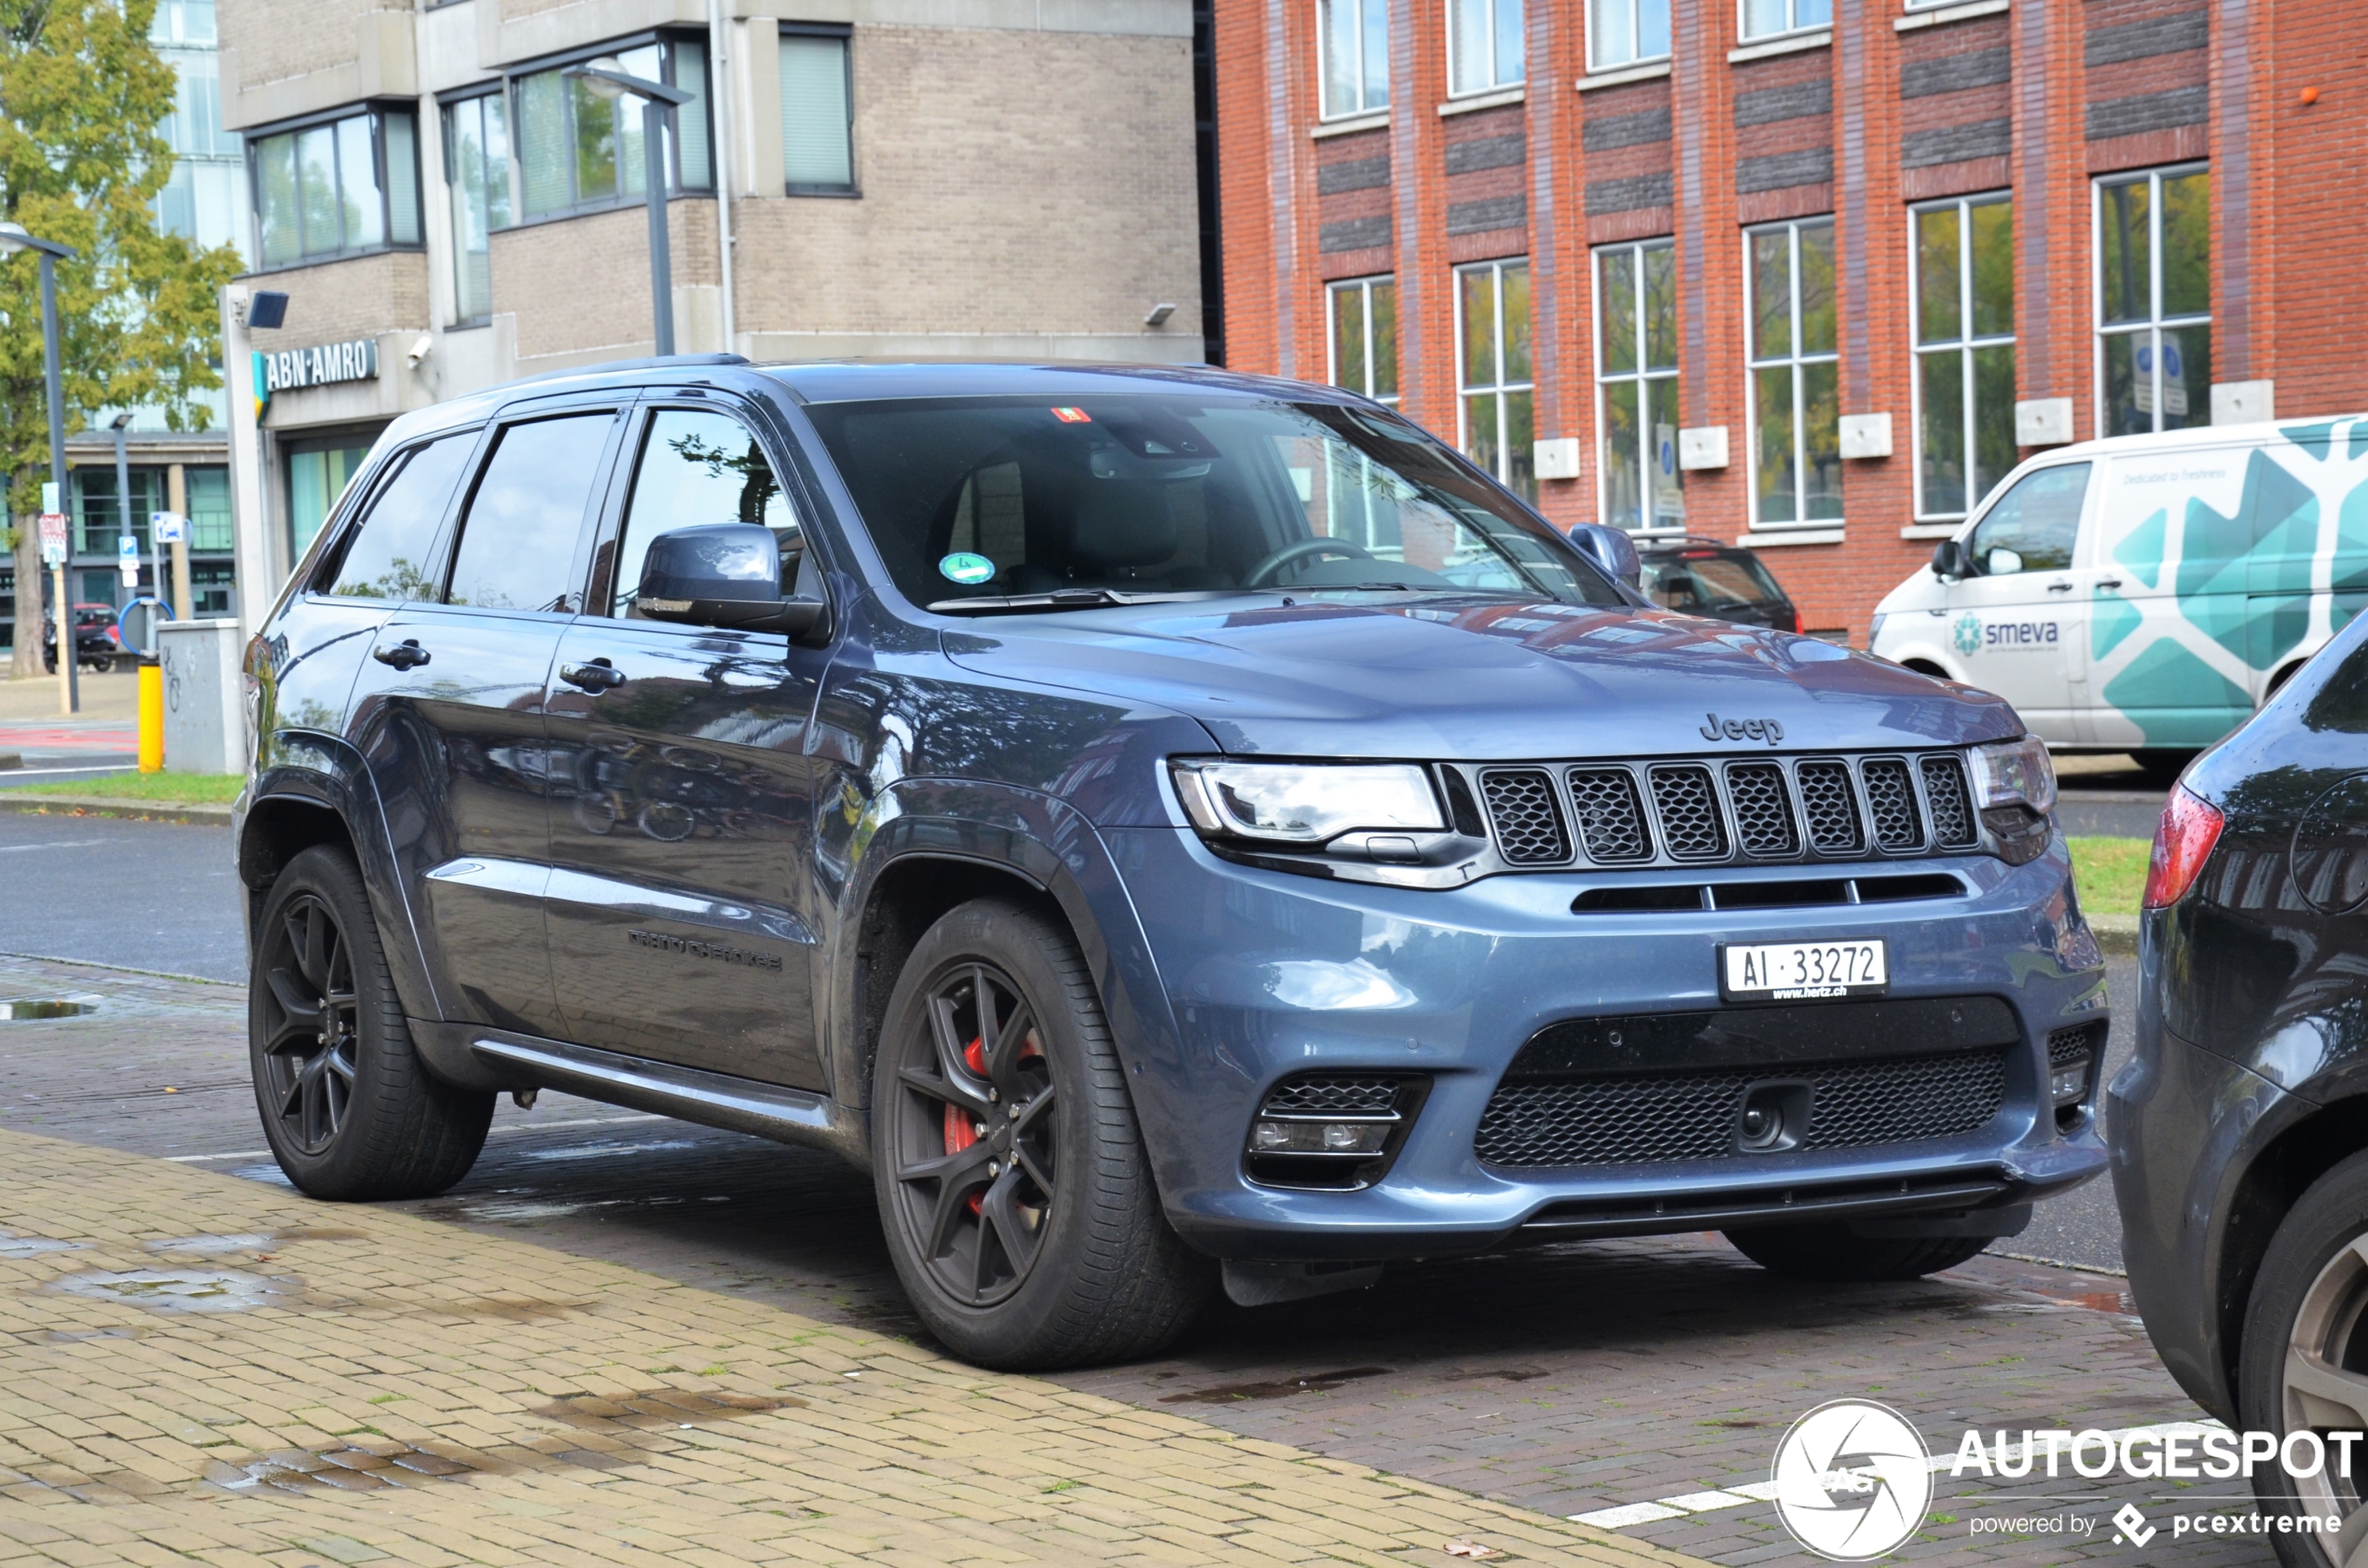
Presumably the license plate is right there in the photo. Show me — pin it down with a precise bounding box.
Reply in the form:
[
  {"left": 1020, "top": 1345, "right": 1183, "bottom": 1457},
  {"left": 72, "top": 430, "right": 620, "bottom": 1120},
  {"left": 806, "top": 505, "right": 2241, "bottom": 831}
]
[{"left": 1720, "top": 939, "right": 1888, "bottom": 1001}]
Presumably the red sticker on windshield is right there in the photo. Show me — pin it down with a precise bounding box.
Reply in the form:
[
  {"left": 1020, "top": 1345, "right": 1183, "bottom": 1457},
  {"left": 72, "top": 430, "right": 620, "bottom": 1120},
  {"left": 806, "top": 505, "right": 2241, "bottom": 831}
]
[{"left": 1050, "top": 406, "right": 1092, "bottom": 423}]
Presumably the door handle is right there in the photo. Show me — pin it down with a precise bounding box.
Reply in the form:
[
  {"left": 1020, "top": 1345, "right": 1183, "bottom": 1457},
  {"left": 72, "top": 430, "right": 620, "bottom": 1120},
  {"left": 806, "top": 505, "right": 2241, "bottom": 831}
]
[
  {"left": 2096, "top": 577, "right": 2125, "bottom": 590},
  {"left": 372, "top": 639, "right": 429, "bottom": 670},
  {"left": 2045, "top": 581, "right": 2075, "bottom": 593},
  {"left": 559, "top": 658, "right": 625, "bottom": 693}
]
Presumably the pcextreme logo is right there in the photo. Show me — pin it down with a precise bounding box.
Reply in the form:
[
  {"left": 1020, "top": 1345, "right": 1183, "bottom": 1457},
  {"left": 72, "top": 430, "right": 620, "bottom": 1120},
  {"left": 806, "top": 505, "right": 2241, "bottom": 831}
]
[{"left": 1952, "top": 612, "right": 1983, "bottom": 657}]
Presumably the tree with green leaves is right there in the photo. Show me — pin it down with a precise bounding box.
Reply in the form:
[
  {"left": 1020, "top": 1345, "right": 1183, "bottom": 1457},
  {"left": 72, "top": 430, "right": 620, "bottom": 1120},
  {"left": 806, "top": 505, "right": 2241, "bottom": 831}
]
[{"left": 1, "top": 0, "right": 241, "bottom": 676}]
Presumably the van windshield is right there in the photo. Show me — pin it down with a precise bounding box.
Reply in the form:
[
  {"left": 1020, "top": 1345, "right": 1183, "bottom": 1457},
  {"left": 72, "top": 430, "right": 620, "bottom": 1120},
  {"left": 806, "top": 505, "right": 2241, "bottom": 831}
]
[{"left": 800, "top": 394, "right": 1624, "bottom": 612}]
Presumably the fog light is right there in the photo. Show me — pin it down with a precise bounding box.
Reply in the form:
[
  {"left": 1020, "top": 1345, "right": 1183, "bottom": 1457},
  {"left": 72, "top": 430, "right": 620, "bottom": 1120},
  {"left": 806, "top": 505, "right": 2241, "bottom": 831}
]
[
  {"left": 1250, "top": 1120, "right": 1390, "bottom": 1155},
  {"left": 2050, "top": 1055, "right": 2091, "bottom": 1107}
]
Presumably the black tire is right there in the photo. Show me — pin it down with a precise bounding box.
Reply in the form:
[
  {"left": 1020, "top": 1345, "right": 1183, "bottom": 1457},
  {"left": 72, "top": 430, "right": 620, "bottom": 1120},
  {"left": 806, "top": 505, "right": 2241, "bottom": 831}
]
[
  {"left": 249, "top": 844, "right": 493, "bottom": 1200},
  {"left": 1725, "top": 1222, "right": 1991, "bottom": 1282},
  {"left": 2238, "top": 1151, "right": 2368, "bottom": 1568},
  {"left": 871, "top": 897, "right": 1213, "bottom": 1369},
  {"left": 84, "top": 653, "right": 113, "bottom": 675}
]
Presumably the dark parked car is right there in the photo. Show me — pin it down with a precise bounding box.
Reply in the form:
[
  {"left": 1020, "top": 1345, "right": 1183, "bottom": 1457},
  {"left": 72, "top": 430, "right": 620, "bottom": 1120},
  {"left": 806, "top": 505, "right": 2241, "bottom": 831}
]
[
  {"left": 2110, "top": 610, "right": 2368, "bottom": 1562},
  {"left": 237, "top": 357, "right": 2106, "bottom": 1369},
  {"left": 41, "top": 603, "right": 122, "bottom": 674},
  {"left": 1638, "top": 537, "right": 1801, "bottom": 632}
]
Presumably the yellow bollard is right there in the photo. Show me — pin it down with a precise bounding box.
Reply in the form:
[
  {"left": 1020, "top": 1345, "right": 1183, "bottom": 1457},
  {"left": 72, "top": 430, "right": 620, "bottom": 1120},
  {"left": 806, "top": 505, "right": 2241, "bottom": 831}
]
[{"left": 137, "top": 660, "right": 165, "bottom": 773}]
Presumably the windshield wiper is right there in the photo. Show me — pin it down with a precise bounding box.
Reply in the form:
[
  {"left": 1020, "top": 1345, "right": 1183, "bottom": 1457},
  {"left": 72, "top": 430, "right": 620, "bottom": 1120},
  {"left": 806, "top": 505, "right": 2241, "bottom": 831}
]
[{"left": 928, "top": 587, "right": 1263, "bottom": 615}]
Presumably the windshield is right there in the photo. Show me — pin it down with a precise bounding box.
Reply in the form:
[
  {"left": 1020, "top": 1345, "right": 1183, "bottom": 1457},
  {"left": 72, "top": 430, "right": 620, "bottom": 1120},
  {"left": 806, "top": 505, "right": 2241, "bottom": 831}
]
[
  {"left": 1643, "top": 550, "right": 1787, "bottom": 613},
  {"left": 800, "top": 393, "right": 1624, "bottom": 612}
]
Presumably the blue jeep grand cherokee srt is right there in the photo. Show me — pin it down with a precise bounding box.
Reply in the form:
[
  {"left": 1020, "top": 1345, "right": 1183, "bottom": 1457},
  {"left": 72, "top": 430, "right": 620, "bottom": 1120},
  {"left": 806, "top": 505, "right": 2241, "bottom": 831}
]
[{"left": 236, "top": 357, "right": 2107, "bottom": 1368}]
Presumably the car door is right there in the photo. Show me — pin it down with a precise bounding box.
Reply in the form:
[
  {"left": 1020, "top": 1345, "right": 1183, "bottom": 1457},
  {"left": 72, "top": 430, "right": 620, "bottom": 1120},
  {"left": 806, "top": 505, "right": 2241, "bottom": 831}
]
[
  {"left": 344, "top": 403, "right": 624, "bottom": 1038},
  {"left": 540, "top": 398, "right": 833, "bottom": 1088},
  {"left": 1940, "top": 461, "right": 2093, "bottom": 742}
]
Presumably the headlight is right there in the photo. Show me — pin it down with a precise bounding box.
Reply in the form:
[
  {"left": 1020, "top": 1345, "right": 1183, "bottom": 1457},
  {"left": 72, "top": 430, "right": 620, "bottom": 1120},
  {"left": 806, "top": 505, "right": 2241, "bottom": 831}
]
[
  {"left": 1170, "top": 761, "right": 1446, "bottom": 844},
  {"left": 1969, "top": 736, "right": 2057, "bottom": 815}
]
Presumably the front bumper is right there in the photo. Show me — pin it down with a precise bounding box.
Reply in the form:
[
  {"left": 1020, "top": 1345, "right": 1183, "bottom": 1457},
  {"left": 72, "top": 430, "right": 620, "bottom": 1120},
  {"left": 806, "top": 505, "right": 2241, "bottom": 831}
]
[{"left": 1106, "top": 824, "right": 2111, "bottom": 1260}]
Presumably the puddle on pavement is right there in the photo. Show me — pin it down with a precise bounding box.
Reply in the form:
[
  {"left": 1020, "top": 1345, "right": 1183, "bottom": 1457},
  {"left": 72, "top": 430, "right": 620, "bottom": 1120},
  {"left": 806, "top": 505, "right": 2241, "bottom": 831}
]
[
  {"left": 231, "top": 1164, "right": 293, "bottom": 1188},
  {"left": 534, "top": 1388, "right": 806, "bottom": 1429},
  {"left": 0, "top": 1232, "right": 83, "bottom": 1258},
  {"left": 208, "top": 1441, "right": 475, "bottom": 1494},
  {"left": 1159, "top": 1367, "right": 1394, "bottom": 1404},
  {"left": 1441, "top": 1366, "right": 1549, "bottom": 1383},
  {"left": 143, "top": 1228, "right": 366, "bottom": 1257},
  {"left": 518, "top": 1139, "right": 698, "bottom": 1162},
  {"left": 0, "top": 996, "right": 98, "bottom": 1021},
  {"left": 52, "top": 1268, "right": 292, "bottom": 1314}
]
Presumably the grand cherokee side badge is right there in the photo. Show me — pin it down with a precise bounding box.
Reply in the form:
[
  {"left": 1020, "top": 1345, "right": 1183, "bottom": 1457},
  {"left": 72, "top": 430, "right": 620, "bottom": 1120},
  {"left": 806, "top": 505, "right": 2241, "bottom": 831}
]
[{"left": 1700, "top": 713, "right": 1784, "bottom": 745}]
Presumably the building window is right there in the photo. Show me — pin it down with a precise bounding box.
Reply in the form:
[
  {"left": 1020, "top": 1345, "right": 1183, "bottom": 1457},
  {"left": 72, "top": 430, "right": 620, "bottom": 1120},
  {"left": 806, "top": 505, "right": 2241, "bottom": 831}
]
[
  {"left": 286, "top": 439, "right": 373, "bottom": 561},
  {"left": 72, "top": 469, "right": 168, "bottom": 556},
  {"left": 1594, "top": 239, "right": 1682, "bottom": 532},
  {"left": 1448, "top": 0, "right": 1523, "bottom": 95},
  {"left": 186, "top": 468, "right": 233, "bottom": 552},
  {"left": 1319, "top": 0, "right": 1389, "bottom": 117},
  {"left": 1589, "top": 0, "right": 1669, "bottom": 71},
  {"left": 1456, "top": 258, "right": 1534, "bottom": 501},
  {"left": 252, "top": 106, "right": 422, "bottom": 268},
  {"left": 516, "top": 36, "right": 711, "bottom": 220},
  {"left": 1744, "top": 217, "right": 1840, "bottom": 528},
  {"left": 1740, "top": 0, "right": 1829, "bottom": 40},
  {"left": 1911, "top": 194, "right": 2014, "bottom": 520},
  {"left": 444, "top": 93, "right": 510, "bottom": 325},
  {"left": 779, "top": 27, "right": 854, "bottom": 191},
  {"left": 2096, "top": 165, "right": 2210, "bottom": 437},
  {"left": 1327, "top": 277, "right": 1398, "bottom": 404}
]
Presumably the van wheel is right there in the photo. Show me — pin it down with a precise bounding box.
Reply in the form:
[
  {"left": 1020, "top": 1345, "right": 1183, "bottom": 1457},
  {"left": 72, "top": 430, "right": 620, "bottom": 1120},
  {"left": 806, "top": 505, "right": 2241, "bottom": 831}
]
[
  {"left": 2237, "top": 1151, "right": 2368, "bottom": 1568},
  {"left": 250, "top": 844, "right": 493, "bottom": 1200},
  {"left": 1725, "top": 1223, "right": 1989, "bottom": 1282},
  {"left": 2131, "top": 749, "right": 2199, "bottom": 784},
  {"left": 1902, "top": 660, "right": 1950, "bottom": 680},
  {"left": 873, "top": 898, "right": 1213, "bottom": 1369}
]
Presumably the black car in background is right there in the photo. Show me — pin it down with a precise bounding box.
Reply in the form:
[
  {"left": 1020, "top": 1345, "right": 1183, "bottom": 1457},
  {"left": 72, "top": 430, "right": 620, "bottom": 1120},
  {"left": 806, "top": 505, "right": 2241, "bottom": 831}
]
[
  {"left": 1636, "top": 538, "right": 1801, "bottom": 633},
  {"left": 2109, "top": 609, "right": 2368, "bottom": 1565}
]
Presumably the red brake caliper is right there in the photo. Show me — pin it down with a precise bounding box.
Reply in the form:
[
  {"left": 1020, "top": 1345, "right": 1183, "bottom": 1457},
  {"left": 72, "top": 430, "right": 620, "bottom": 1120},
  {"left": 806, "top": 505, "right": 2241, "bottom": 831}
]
[{"left": 943, "top": 1036, "right": 991, "bottom": 1215}]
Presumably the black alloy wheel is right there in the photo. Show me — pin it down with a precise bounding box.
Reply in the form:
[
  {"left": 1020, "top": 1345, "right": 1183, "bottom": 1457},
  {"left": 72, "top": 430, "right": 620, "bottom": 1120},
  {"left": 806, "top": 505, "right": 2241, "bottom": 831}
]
[
  {"left": 256, "top": 892, "right": 362, "bottom": 1156},
  {"left": 871, "top": 898, "right": 1212, "bottom": 1369},
  {"left": 886, "top": 960, "right": 1058, "bottom": 1307},
  {"left": 247, "top": 844, "right": 493, "bottom": 1200}
]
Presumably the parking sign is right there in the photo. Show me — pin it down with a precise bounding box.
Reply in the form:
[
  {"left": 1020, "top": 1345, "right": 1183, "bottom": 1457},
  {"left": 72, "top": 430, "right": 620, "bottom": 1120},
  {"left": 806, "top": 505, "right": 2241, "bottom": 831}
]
[{"left": 152, "top": 510, "right": 187, "bottom": 544}]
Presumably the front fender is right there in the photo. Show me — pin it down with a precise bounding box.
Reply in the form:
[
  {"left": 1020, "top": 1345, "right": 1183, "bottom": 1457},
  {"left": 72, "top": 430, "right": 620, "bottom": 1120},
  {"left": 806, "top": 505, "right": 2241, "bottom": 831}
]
[
  {"left": 241, "top": 730, "right": 444, "bottom": 1025},
  {"left": 823, "top": 777, "right": 1191, "bottom": 1190}
]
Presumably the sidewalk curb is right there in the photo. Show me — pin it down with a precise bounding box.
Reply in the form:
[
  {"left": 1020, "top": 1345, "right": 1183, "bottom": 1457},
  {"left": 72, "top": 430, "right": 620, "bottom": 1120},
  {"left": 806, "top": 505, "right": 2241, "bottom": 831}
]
[
  {"left": 2090, "top": 914, "right": 2139, "bottom": 957},
  {"left": 0, "top": 791, "right": 234, "bottom": 826}
]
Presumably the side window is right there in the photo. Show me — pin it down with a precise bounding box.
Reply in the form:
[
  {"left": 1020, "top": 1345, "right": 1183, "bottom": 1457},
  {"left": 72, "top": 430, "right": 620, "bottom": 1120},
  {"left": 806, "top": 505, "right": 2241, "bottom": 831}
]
[
  {"left": 608, "top": 408, "right": 801, "bottom": 617},
  {"left": 324, "top": 431, "right": 477, "bottom": 601},
  {"left": 445, "top": 414, "right": 615, "bottom": 611},
  {"left": 1968, "top": 461, "right": 2091, "bottom": 575}
]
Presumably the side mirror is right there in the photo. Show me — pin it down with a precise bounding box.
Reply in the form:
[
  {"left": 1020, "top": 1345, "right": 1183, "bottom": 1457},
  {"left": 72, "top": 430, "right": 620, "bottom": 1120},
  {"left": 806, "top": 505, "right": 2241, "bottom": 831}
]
[
  {"left": 636, "top": 523, "right": 828, "bottom": 638},
  {"left": 1930, "top": 540, "right": 1964, "bottom": 580},
  {"left": 1568, "top": 522, "right": 1643, "bottom": 589}
]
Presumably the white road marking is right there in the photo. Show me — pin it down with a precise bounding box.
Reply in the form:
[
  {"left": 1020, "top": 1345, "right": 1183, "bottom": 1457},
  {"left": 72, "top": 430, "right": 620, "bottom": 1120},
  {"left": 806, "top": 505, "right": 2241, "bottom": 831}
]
[
  {"left": 1567, "top": 1420, "right": 2230, "bottom": 1530},
  {"left": 0, "top": 839, "right": 116, "bottom": 853}
]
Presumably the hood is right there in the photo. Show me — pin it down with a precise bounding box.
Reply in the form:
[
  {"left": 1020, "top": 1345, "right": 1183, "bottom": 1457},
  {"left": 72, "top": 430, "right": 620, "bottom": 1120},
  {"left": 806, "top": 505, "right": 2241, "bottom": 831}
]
[{"left": 941, "top": 596, "right": 2021, "bottom": 760}]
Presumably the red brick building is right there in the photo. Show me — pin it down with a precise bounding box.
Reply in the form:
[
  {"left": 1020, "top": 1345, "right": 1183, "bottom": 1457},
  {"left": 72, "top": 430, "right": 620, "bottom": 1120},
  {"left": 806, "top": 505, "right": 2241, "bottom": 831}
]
[{"left": 1213, "top": 0, "right": 2367, "bottom": 640}]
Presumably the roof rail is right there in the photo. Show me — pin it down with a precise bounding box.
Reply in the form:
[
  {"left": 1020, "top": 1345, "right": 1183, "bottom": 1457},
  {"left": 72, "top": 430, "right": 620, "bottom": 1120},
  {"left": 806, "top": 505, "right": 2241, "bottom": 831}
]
[{"left": 505, "top": 352, "right": 751, "bottom": 389}]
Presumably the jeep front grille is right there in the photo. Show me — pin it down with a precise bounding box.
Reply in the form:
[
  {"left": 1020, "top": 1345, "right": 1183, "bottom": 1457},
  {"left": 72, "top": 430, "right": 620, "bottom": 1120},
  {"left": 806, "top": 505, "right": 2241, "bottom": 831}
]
[{"left": 1467, "top": 750, "right": 1984, "bottom": 870}]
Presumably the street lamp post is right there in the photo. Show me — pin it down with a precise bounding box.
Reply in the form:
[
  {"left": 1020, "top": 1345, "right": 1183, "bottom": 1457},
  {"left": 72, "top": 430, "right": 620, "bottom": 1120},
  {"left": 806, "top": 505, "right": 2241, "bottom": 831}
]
[
  {"left": 565, "top": 60, "right": 695, "bottom": 356},
  {"left": 0, "top": 222, "right": 81, "bottom": 714}
]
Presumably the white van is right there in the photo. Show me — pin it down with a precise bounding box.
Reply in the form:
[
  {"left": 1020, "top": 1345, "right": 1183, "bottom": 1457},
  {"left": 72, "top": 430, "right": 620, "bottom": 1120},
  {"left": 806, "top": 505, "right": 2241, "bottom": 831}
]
[{"left": 1868, "top": 416, "right": 2368, "bottom": 769}]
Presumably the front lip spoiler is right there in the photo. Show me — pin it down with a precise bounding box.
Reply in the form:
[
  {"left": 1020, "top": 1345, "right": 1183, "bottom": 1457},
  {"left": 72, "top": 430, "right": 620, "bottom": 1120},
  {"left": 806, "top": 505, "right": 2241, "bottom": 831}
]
[{"left": 1518, "top": 1173, "right": 2013, "bottom": 1240}]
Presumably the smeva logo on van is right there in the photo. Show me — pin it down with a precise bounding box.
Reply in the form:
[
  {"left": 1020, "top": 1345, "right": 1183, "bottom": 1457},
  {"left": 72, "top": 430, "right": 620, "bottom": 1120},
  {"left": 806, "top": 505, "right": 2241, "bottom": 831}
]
[{"left": 1952, "top": 613, "right": 2058, "bottom": 656}]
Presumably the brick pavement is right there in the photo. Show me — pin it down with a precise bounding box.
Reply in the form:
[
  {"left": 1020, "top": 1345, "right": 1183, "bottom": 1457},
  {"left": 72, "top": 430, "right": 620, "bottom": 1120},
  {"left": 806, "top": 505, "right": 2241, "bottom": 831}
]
[
  {"left": 0, "top": 952, "right": 2279, "bottom": 1565},
  {"left": 0, "top": 1124, "right": 1705, "bottom": 1568}
]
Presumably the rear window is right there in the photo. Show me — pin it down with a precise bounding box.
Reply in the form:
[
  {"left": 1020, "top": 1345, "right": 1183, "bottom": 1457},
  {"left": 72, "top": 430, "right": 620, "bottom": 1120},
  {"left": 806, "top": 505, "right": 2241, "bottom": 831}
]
[
  {"left": 799, "top": 393, "right": 1625, "bottom": 611},
  {"left": 1643, "top": 550, "right": 1786, "bottom": 613}
]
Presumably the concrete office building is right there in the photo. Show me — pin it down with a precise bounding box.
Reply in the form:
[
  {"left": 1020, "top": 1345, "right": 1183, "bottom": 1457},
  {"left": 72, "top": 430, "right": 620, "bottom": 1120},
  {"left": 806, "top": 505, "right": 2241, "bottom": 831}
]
[
  {"left": 217, "top": 0, "right": 1211, "bottom": 595},
  {"left": 1215, "top": 0, "right": 2365, "bottom": 640}
]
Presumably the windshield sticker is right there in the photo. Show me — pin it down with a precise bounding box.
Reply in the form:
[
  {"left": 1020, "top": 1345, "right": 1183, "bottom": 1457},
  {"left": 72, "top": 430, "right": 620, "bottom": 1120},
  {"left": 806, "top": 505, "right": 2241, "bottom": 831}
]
[
  {"left": 1050, "top": 406, "right": 1092, "bottom": 423},
  {"left": 938, "top": 552, "right": 997, "bottom": 585}
]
